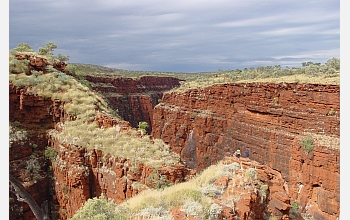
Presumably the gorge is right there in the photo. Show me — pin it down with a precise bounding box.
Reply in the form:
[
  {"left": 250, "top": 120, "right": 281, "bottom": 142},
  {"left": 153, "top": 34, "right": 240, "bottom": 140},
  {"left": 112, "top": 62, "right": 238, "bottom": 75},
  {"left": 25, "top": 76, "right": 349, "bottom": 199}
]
[{"left": 9, "top": 63, "right": 340, "bottom": 219}]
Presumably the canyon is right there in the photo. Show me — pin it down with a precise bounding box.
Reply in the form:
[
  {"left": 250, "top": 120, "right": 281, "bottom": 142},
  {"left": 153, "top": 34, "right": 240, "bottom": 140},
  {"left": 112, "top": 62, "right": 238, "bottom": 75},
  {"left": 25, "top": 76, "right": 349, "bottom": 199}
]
[
  {"left": 85, "top": 75, "right": 183, "bottom": 133},
  {"left": 9, "top": 69, "right": 340, "bottom": 219}
]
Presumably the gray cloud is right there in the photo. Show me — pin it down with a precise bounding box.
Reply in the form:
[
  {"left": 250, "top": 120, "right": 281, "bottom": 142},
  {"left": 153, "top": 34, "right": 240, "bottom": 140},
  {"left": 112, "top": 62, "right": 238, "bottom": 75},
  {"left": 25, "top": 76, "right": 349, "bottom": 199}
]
[{"left": 10, "top": 0, "right": 339, "bottom": 72}]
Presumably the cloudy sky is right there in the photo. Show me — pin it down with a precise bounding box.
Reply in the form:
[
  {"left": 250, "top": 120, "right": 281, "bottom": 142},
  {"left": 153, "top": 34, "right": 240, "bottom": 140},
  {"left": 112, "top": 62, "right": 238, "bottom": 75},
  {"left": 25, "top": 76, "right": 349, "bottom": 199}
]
[{"left": 9, "top": 0, "right": 340, "bottom": 72}]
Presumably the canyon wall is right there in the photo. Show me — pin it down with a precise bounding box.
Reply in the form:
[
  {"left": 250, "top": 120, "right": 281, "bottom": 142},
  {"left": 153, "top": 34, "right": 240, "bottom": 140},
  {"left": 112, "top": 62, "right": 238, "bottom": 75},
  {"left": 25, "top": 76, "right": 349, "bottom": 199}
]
[
  {"left": 151, "top": 82, "right": 340, "bottom": 219},
  {"left": 9, "top": 76, "right": 340, "bottom": 219},
  {"left": 47, "top": 112, "right": 194, "bottom": 219},
  {"left": 9, "top": 83, "right": 66, "bottom": 219},
  {"left": 9, "top": 83, "right": 193, "bottom": 220},
  {"left": 85, "top": 75, "right": 182, "bottom": 132}
]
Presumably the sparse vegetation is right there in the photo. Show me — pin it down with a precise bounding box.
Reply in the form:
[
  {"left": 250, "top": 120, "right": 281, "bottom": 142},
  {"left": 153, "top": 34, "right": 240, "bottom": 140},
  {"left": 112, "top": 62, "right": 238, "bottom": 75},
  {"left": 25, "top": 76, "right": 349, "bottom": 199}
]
[
  {"left": 167, "top": 59, "right": 339, "bottom": 93},
  {"left": 70, "top": 159, "right": 266, "bottom": 219},
  {"left": 328, "top": 108, "right": 335, "bottom": 115},
  {"left": 289, "top": 200, "right": 301, "bottom": 218},
  {"left": 300, "top": 135, "right": 315, "bottom": 153},
  {"left": 146, "top": 173, "right": 173, "bottom": 189},
  {"left": 67, "top": 57, "right": 339, "bottom": 94},
  {"left": 76, "top": 162, "right": 251, "bottom": 219},
  {"left": 9, "top": 43, "right": 180, "bottom": 172}
]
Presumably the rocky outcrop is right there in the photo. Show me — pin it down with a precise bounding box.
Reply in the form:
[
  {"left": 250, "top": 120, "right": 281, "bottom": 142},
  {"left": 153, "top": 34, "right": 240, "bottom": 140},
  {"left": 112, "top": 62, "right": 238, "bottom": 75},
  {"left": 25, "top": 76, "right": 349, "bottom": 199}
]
[
  {"left": 217, "top": 156, "right": 291, "bottom": 220},
  {"left": 151, "top": 82, "right": 340, "bottom": 219},
  {"left": 84, "top": 75, "right": 182, "bottom": 133},
  {"left": 15, "top": 53, "right": 67, "bottom": 74}
]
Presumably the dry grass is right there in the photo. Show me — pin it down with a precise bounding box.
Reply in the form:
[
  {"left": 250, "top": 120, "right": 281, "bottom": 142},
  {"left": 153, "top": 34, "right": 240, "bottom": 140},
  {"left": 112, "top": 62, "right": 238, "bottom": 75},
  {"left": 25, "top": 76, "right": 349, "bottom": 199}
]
[
  {"left": 92, "top": 159, "right": 253, "bottom": 219},
  {"left": 114, "top": 160, "right": 235, "bottom": 218},
  {"left": 301, "top": 132, "right": 340, "bottom": 150},
  {"left": 236, "top": 74, "right": 340, "bottom": 85},
  {"left": 10, "top": 58, "right": 179, "bottom": 171},
  {"left": 170, "top": 72, "right": 339, "bottom": 93}
]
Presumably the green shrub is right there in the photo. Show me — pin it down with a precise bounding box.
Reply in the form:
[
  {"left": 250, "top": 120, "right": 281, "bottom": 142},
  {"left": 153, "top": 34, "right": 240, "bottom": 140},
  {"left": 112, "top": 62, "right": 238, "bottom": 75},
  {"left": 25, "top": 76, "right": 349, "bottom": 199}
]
[
  {"left": 180, "top": 201, "right": 204, "bottom": 219},
  {"left": 146, "top": 174, "right": 173, "bottom": 189},
  {"left": 133, "top": 206, "right": 171, "bottom": 219},
  {"left": 199, "top": 184, "right": 223, "bottom": 198},
  {"left": 9, "top": 125, "right": 27, "bottom": 147},
  {"left": 241, "top": 87, "right": 245, "bottom": 94},
  {"left": 289, "top": 200, "right": 300, "bottom": 218},
  {"left": 245, "top": 167, "right": 257, "bottom": 179},
  {"left": 44, "top": 147, "right": 58, "bottom": 161},
  {"left": 138, "top": 121, "right": 149, "bottom": 133},
  {"left": 25, "top": 156, "right": 41, "bottom": 182},
  {"left": 9, "top": 58, "right": 30, "bottom": 75},
  {"left": 69, "top": 195, "right": 123, "bottom": 220},
  {"left": 300, "top": 135, "right": 314, "bottom": 153},
  {"left": 209, "top": 203, "right": 222, "bottom": 219}
]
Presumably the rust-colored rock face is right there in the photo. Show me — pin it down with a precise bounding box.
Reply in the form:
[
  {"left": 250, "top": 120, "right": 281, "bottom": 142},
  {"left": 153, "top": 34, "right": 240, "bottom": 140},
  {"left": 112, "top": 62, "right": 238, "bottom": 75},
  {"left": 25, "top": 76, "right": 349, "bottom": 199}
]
[
  {"left": 215, "top": 156, "right": 291, "bottom": 220},
  {"left": 9, "top": 83, "right": 67, "bottom": 220},
  {"left": 49, "top": 140, "right": 194, "bottom": 219},
  {"left": 9, "top": 79, "right": 340, "bottom": 219},
  {"left": 151, "top": 82, "right": 340, "bottom": 219},
  {"left": 9, "top": 83, "right": 193, "bottom": 220},
  {"left": 84, "top": 75, "right": 181, "bottom": 132}
]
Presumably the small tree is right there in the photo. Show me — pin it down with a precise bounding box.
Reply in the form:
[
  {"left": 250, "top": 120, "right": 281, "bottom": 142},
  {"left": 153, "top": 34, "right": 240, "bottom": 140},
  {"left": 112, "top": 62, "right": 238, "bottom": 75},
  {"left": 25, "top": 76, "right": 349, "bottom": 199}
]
[
  {"left": 12, "top": 42, "right": 34, "bottom": 52},
  {"left": 38, "top": 42, "right": 57, "bottom": 56},
  {"left": 138, "top": 121, "right": 149, "bottom": 134},
  {"left": 55, "top": 54, "right": 70, "bottom": 62},
  {"left": 325, "top": 57, "right": 340, "bottom": 71}
]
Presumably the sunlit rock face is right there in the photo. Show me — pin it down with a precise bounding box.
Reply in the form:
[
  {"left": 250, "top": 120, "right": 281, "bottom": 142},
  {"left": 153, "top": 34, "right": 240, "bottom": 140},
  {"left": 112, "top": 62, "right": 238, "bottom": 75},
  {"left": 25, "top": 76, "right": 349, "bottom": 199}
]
[{"left": 152, "top": 82, "right": 340, "bottom": 219}]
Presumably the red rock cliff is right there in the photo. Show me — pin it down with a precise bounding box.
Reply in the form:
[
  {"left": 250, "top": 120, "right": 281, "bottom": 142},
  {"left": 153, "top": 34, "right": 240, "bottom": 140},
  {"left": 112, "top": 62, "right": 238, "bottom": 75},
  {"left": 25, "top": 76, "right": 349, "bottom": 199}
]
[
  {"left": 151, "top": 82, "right": 340, "bottom": 219},
  {"left": 9, "top": 83, "right": 67, "bottom": 220},
  {"left": 84, "top": 75, "right": 182, "bottom": 133},
  {"left": 9, "top": 83, "right": 194, "bottom": 220}
]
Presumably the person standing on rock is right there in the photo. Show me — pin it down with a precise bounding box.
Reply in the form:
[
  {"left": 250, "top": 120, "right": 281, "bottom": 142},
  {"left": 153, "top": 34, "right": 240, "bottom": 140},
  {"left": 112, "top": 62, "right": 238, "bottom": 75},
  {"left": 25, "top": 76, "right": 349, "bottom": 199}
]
[
  {"left": 235, "top": 149, "right": 241, "bottom": 159},
  {"left": 244, "top": 149, "right": 249, "bottom": 158}
]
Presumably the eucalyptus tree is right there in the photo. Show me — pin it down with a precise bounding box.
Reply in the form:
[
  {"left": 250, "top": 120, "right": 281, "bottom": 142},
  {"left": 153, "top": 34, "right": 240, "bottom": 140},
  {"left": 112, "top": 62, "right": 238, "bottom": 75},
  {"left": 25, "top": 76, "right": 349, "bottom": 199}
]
[
  {"left": 38, "top": 42, "right": 57, "bottom": 56},
  {"left": 11, "top": 42, "right": 35, "bottom": 52}
]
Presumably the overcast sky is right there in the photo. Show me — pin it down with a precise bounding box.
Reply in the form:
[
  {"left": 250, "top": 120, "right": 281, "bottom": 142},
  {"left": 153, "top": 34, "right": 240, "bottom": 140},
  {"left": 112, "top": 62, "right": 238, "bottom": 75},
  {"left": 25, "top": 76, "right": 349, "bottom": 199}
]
[{"left": 9, "top": 0, "right": 340, "bottom": 72}]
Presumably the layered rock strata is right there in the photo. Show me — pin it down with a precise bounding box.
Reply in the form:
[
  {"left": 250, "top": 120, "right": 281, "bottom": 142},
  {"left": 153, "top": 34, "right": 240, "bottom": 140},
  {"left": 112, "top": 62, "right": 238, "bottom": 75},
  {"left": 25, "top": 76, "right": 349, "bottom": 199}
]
[
  {"left": 9, "top": 83, "right": 194, "bottom": 220},
  {"left": 84, "top": 75, "right": 182, "bottom": 132},
  {"left": 151, "top": 82, "right": 340, "bottom": 219},
  {"left": 9, "top": 83, "right": 66, "bottom": 220}
]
